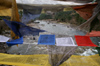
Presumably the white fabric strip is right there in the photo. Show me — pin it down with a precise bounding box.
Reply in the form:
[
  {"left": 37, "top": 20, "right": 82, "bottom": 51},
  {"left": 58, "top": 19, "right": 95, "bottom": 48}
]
[
  {"left": 56, "top": 37, "right": 77, "bottom": 46},
  {"left": 0, "top": 35, "right": 10, "bottom": 42}
]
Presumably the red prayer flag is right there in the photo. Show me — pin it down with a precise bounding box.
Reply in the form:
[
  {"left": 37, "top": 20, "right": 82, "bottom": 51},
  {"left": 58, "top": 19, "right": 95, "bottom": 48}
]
[
  {"left": 72, "top": 2, "right": 97, "bottom": 20},
  {"left": 85, "top": 31, "right": 100, "bottom": 37},
  {"left": 75, "top": 35, "right": 98, "bottom": 47}
]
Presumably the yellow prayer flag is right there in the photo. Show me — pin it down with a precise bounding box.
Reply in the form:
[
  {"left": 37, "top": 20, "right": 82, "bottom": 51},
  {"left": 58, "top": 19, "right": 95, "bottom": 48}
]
[{"left": 0, "top": 8, "right": 12, "bottom": 17}]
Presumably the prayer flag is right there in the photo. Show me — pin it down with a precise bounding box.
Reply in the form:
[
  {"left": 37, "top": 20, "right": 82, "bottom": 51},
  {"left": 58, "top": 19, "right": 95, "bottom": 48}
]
[
  {"left": 75, "top": 35, "right": 97, "bottom": 47},
  {"left": 3, "top": 19, "right": 46, "bottom": 37},
  {"left": 38, "top": 35, "right": 55, "bottom": 45},
  {"left": 0, "top": 35, "right": 10, "bottom": 42},
  {"left": 56, "top": 37, "right": 77, "bottom": 46},
  {"left": 6, "top": 37, "right": 23, "bottom": 46},
  {"left": 86, "top": 31, "right": 100, "bottom": 37}
]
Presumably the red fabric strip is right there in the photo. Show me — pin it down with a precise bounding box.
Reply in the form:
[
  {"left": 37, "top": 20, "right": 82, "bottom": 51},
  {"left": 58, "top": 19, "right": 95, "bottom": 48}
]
[
  {"left": 85, "top": 31, "right": 100, "bottom": 37},
  {"left": 75, "top": 35, "right": 98, "bottom": 47}
]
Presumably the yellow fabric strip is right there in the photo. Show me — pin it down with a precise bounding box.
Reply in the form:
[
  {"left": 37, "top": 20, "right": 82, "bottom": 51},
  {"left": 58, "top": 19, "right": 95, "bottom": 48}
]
[
  {"left": 60, "top": 54, "right": 100, "bottom": 66},
  {"left": 0, "top": 53, "right": 100, "bottom": 66},
  {"left": 11, "top": 0, "right": 20, "bottom": 40},
  {"left": 0, "top": 53, "right": 51, "bottom": 66},
  {"left": 0, "top": 8, "right": 12, "bottom": 17},
  {"left": 0, "top": 0, "right": 12, "bottom": 16},
  {"left": 0, "top": 0, "right": 12, "bottom": 10},
  {"left": 11, "top": 0, "right": 20, "bottom": 22}
]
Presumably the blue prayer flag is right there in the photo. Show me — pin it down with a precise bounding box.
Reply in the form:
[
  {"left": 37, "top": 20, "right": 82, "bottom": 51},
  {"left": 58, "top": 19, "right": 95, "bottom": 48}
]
[
  {"left": 19, "top": 25, "right": 45, "bottom": 36},
  {"left": 3, "top": 19, "right": 21, "bottom": 37},
  {"left": 3, "top": 19, "right": 46, "bottom": 37},
  {"left": 6, "top": 37, "right": 23, "bottom": 46},
  {"left": 22, "top": 8, "right": 42, "bottom": 24},
  {"left": 38, "top": 35, "right": 55, "bottom": 45}
]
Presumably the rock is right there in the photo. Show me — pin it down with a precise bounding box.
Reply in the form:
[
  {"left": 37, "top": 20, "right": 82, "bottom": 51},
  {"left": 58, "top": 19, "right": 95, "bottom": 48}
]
[
  {"left": 34, "top": 22, "right": 40, "bottom": 23},
  {"left": 0, "top": 20, "right": 9, "bottom": 34},
  {"left": 53, "top": 25, "right": 56, "bottom": 26},
  {"left": 0, "top": 43, "right": 8, "bottom": 53},
  {"left": 33, "top": 37, "right": 36, "bottom": 40},
  {"left": 41, "top": 24, "right": 45, "bottom": 26}
]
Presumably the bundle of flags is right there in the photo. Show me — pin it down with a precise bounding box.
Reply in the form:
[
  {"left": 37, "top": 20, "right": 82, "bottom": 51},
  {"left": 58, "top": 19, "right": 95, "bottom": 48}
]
[
  {"left": 37, "top": 33, "right": 99, "bottom": 47},
  {"left": 3, "top": 19, "right": 45, "bottom": 46},
  {"left": 37, "top": 33, "right": 100, "bottom": 55},
  {"left": 0, "top": 0, "right": 100, "bottom": 57},
  {"left": 0, "top": 0, "right": 43, "bottom": 46}
]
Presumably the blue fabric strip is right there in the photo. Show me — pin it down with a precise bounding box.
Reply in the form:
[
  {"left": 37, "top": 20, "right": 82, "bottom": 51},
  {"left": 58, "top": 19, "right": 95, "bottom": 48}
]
[{"left": 38, "top": 35, "right": 55, "bottom": 45}]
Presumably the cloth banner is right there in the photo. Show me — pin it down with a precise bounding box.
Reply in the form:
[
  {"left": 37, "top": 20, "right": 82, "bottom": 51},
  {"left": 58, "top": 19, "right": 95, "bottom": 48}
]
[
  {"left": 0, "top": 9, "right": 12, "bottom": 17},
  {"left": 0, "top": 53, "right": 99, "bottom": 66},
  {"left": 3, "top": 19, "right": 21, "bottom": 37},
  {"left": 38, "top": 35, "right": 55, "bottom": 45},
  {"left": 19, "top": 26, "right": 42, "bottom": 36},
  {"left": 0, "top": 53, "right": 50, "bottom": 66},
  {"left": 0, "top": 35, "right": 10, "bottom": 42},
  {"left": 86, "top": 31, "right": 100, "bottom": 37},
  {"left": 6, "top": 37, "right": 23, "bottom": 46},
  {"left": 56, "top": 37, "right": 77, "bottom": 46},
  {"left": 72, "top": 2, "right": 97, "bottom": 20},
  {"left": 22, "top": 8, "right": 42, "bottom": 23},
  {"left": 3, "top": 19, "right": 45, "bottom": 37},
  {"left": 60, "top": 54, "right": 100, "bottom": 66},
  {"left": 0, "top": 0, "right": 12, "bottom": 16},
  {"left": 75, "top": 35, "right": 98, "bottom": 47}
]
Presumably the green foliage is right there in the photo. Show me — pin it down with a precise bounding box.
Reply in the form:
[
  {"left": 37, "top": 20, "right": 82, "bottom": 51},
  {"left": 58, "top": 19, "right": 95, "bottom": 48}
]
[
  {"left": 54, "top": 11, "right": 72, "bottom": 22},
  {"left": 0, "top": 16, "right": 10, "bottom": 20},
  {"left": 0, "top": 17, "right": 3, "bottom": 20},
  {"left": 38, "top": 13, "right": 52, "bottom": 20},
  {"left": 18, "top": 10, "right": 23, "bottom": 19},
  {"left": 75, "top": 13, "right": 86, "bottom": 25},
  {"left": 96, "top": 47, "right": 100, "bottom": 56},
  {"left": 38, "top": 11, "right": 86, "bottom": 26},
  {"left": 90, "top": 17, "right": 99, "bottom": 32}
]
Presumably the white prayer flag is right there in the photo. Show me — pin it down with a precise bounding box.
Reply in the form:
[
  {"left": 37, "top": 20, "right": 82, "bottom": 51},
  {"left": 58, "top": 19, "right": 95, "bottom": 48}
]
[
  {"left": 0, "top": 35, "right": 10, "bottom": 42},
  {"left": 56, "top": 37, "right": 77, "bottom": 46}
]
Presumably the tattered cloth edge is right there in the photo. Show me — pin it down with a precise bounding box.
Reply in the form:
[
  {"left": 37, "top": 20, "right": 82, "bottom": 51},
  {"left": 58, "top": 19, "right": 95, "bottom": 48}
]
[
  {"left": 72, "top": 2, "right": 97, "bottom": 20},
  {"left": 76, "top": 2, "right": 100, "bottom": 32}
]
